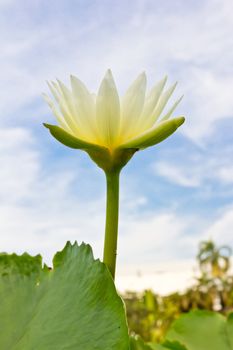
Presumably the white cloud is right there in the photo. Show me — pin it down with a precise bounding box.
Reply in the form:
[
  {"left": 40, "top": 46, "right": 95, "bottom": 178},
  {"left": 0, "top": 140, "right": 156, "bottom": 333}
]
[
  {"left": 118, "top": 211, "right": 198, "bottom": 264},
  {"left": 0, "top": 128, "right": 39, "bottom": 201},
  {"left": 153, "top": 162, "right": 201, "bottom": 188},
  {"left": 0, "top": 127, "right": 104, "bottom": 260},
  {"left": 116, "top": 207, "right": 233, "bottom": 294},
  {"left": 0, "top": 0, "right": 232, "bottom": 143},
  {"left": 180, "top": 67, "right": 233, "bottom": 141},
  {"left": 217, "top": 166, "right": 233, "bottom": 185},
  {"left": 204, "top": 207, "right": 233, "bottom": 246},
  {"left": 153, "top": 142, "right": 233, "bottom": 192}
]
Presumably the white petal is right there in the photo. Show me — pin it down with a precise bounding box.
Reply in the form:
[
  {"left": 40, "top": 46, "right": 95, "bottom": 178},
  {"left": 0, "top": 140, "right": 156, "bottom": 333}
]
[
  {"left": 91, "top": 93, "right": 97, "bottom": 103},
  {"left": 57, "top": 80, "right": 76, "bottom": 117},
  {"left": 137, "top": 76, "right": 167, "bottom": 130},
  {"left": 42, "top": 92, "right": 54, "bottom": 109},
  {"left": 120, "top": 72, "right": 147, "bottom": 138},
  {"left": 47, "top": 81, "right": 61, "bottom": 102},
  {"left": 160, "top": 95, "right": 183, "bottom": 122},
  {"left": 55, "top": 80, "right": 82, "bottom": 135},
  {"left": 96, "top": 70, "right": 120, "bottom": 147},
  {"left": 150, "top": 82, "right": 177, "bottom": 124},
  {"left": 70, "top": 75, "right": 97, "bottom": 141},
  {"left": 42, "top": 93, "right": 70, "bottom": 132}
]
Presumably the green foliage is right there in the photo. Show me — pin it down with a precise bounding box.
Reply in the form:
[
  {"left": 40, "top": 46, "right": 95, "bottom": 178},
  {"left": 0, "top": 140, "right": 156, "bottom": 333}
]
[
  {"left": 0, "top": 251, "right": 44, "bottom": 276},
  {"left": 0, "top": 242, "right": 129, "bottom": 350},
  {"left": 124, "top": 240, "right": 233, "bottom": 343},
  {"left": 130, "top": 311, "right": 233, "bottom": 349},
  {"left": 124, "top": 290, "right": 187, "bottom": 342},
  {"left": 1, "top": 238, "right": 233, "bottom": 349},
  {"left": 161, "top": 341, "right": 187, "bottom": 350},
  {"left": 166, "top": 310, "right": 233, "bottom": 350},
  {"left": 197, "top": 240, "right": 232, "bottom": 278},
  {"left": 130, "top": 336, "right": 154, "bottom": 349},
  {"left": 130, "top": 336, "right": 187, "bottom": 350}
]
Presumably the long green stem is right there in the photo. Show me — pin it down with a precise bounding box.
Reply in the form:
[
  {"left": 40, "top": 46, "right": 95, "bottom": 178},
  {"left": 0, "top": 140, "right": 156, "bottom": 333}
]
[{"left": 103, "top": 170, "right": 120, "bottom": 280}]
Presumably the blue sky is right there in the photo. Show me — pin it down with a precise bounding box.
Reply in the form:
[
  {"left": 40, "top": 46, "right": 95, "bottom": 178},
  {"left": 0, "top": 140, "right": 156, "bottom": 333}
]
[{"left": 0, "top": 0, "right": 232, "bottom": 272}]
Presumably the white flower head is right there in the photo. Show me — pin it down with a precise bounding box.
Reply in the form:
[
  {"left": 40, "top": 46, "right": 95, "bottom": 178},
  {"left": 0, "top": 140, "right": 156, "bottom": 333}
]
[{"left": 44, "top": 70, "right": 185, "bottom": 171}]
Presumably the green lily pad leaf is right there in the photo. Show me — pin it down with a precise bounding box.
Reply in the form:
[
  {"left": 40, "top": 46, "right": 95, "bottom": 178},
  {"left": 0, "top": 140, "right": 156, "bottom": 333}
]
[
  {"left": 0, "top": 242, "right": 129, "bottom": 350},
  {"left": 161, "top": 340, "right": 188, "bottom": 350},
  {"left": 166, "top": 310, "right": 233, "bottom": 350},
  {"left": 227, "top": 313, "right": 233, "bottom": 347},
  {"left": 44, "top": 123, "right": 106, "bottom": 151},
  {"left": 0, "top": 251, "right": 45, "bottom": 276},
  {"left": 148, "top": 341, "right": 187, "bottom": 350},
  {"left": 130, "top": 336, "right": 186, "bottom": 350},
  {"left": 120, "top": 117, "right": 185, "bottom": 149}
]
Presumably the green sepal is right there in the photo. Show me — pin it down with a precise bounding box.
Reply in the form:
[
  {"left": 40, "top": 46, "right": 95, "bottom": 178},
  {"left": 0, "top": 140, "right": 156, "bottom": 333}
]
[
  {"left": 44, "top": 123, "right": 106, "bottom": 151},
  {"left": 87, "top": 147, "right": 137, "bottom": 173},
  {"left": 120, "top": 117, "right": 185, "bottom": 149},
  {"left": 44, "top": 117, "right": 184, "bottom": 173}
]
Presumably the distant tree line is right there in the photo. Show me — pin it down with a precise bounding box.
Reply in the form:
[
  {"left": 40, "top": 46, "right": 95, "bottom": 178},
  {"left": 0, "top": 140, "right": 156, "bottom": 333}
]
[{"left": 123, "top": 240, "right": 233, "bottom": 342}]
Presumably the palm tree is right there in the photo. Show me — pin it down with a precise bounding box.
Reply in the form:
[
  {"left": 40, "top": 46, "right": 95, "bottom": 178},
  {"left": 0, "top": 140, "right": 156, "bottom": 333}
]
[{"left": 197, "top": 240, "right": 232, "bottom": 279}]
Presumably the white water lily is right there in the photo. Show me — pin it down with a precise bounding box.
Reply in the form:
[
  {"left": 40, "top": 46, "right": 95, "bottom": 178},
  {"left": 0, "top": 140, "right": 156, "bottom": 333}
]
[
  {"left": 44, "top": 70, "right": 184, "bottom": 173},
  {"left": 43, "top": 70, "right": 185, "bottom": 278}
]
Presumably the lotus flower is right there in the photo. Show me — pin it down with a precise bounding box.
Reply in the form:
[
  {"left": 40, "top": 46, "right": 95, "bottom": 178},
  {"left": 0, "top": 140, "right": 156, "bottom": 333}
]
[{"left": 43, "top": 70, "right": 184, "bottom": 171}]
